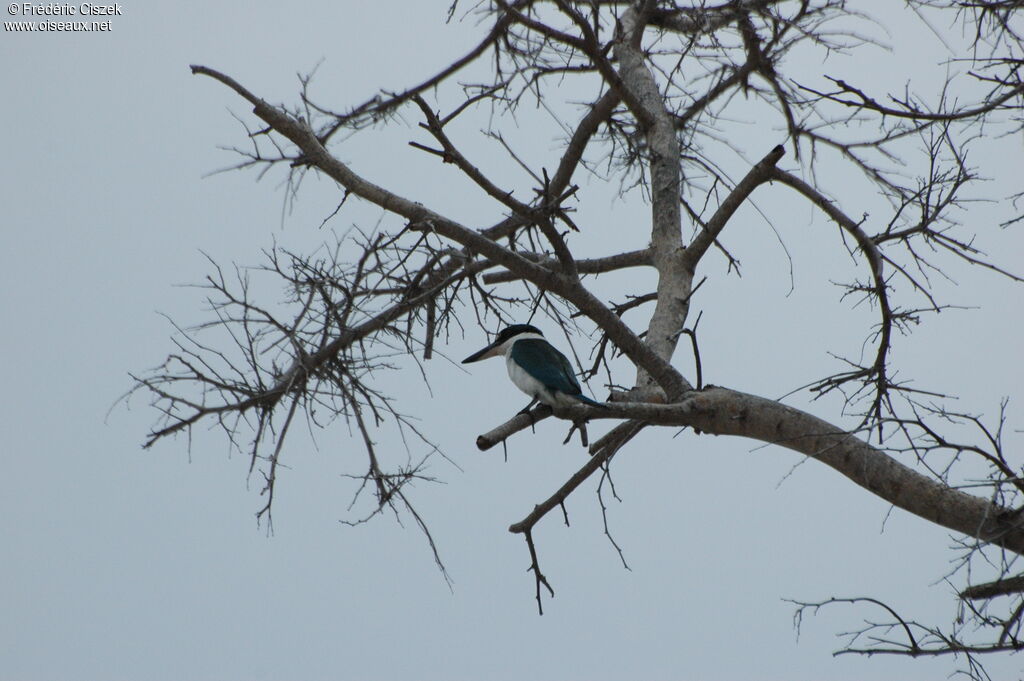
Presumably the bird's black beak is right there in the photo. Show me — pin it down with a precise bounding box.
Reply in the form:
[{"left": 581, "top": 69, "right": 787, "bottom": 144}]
[{"left": 462, "top": 340, "right": 501, "bottom": 364}]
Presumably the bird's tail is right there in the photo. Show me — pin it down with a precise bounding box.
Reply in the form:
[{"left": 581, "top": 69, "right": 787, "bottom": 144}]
[{"left": 575, "top": 394, "right": 609, "bottom": 409}]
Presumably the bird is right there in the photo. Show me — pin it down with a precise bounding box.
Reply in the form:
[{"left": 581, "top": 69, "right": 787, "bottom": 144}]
[{"left": 462, "top": 324, "right": 606, "bottom": 414}]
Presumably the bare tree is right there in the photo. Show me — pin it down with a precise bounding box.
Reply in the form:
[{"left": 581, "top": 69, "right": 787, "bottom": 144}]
[{"left": 131, "top": 1, "right": 1024, "bottom": 677}]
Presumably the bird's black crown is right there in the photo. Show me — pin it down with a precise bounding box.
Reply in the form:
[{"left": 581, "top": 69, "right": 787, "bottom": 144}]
[{"left": 494, "top": 324, "right": 543, "bottom": 344}]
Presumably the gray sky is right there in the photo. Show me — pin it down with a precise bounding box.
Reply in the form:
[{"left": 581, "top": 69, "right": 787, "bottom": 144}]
[{"left": 3, "top": 2, "right": 1023, "bottom": 680}]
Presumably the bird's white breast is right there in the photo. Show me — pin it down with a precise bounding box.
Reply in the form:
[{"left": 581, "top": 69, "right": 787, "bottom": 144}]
[
  {"left": 504, "top": 347, "right": 581, "bottom": 407},
  {"left": 506, "top": 352, "right": 549, "bottom": 400}
]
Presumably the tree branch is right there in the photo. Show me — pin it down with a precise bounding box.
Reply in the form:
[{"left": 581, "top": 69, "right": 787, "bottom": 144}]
[
  {"left": 614, "top": 4, "right": 692, "bottom": 393},
  {"left": 681, "top": 144, "right": 785, "bottom": 270}
]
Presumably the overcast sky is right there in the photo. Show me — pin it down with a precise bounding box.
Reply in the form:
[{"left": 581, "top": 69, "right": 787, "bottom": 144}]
[{"left": 3, "top": 2, "right": 1023, "bottom": 680}]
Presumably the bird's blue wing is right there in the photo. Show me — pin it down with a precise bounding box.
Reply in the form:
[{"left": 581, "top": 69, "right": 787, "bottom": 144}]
[{"left": 510, "top": 338, "right": 583, "bottom": 396}]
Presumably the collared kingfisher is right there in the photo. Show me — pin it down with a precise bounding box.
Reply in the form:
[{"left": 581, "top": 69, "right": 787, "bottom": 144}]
[{"left": 462, "top": 324, "right": 606, "bottom": 413}]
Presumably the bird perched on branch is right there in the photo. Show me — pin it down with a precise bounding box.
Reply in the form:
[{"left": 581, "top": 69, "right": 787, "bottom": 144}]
[{"left": 463, "top": 324, "right": 606, "bottom": 414}]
